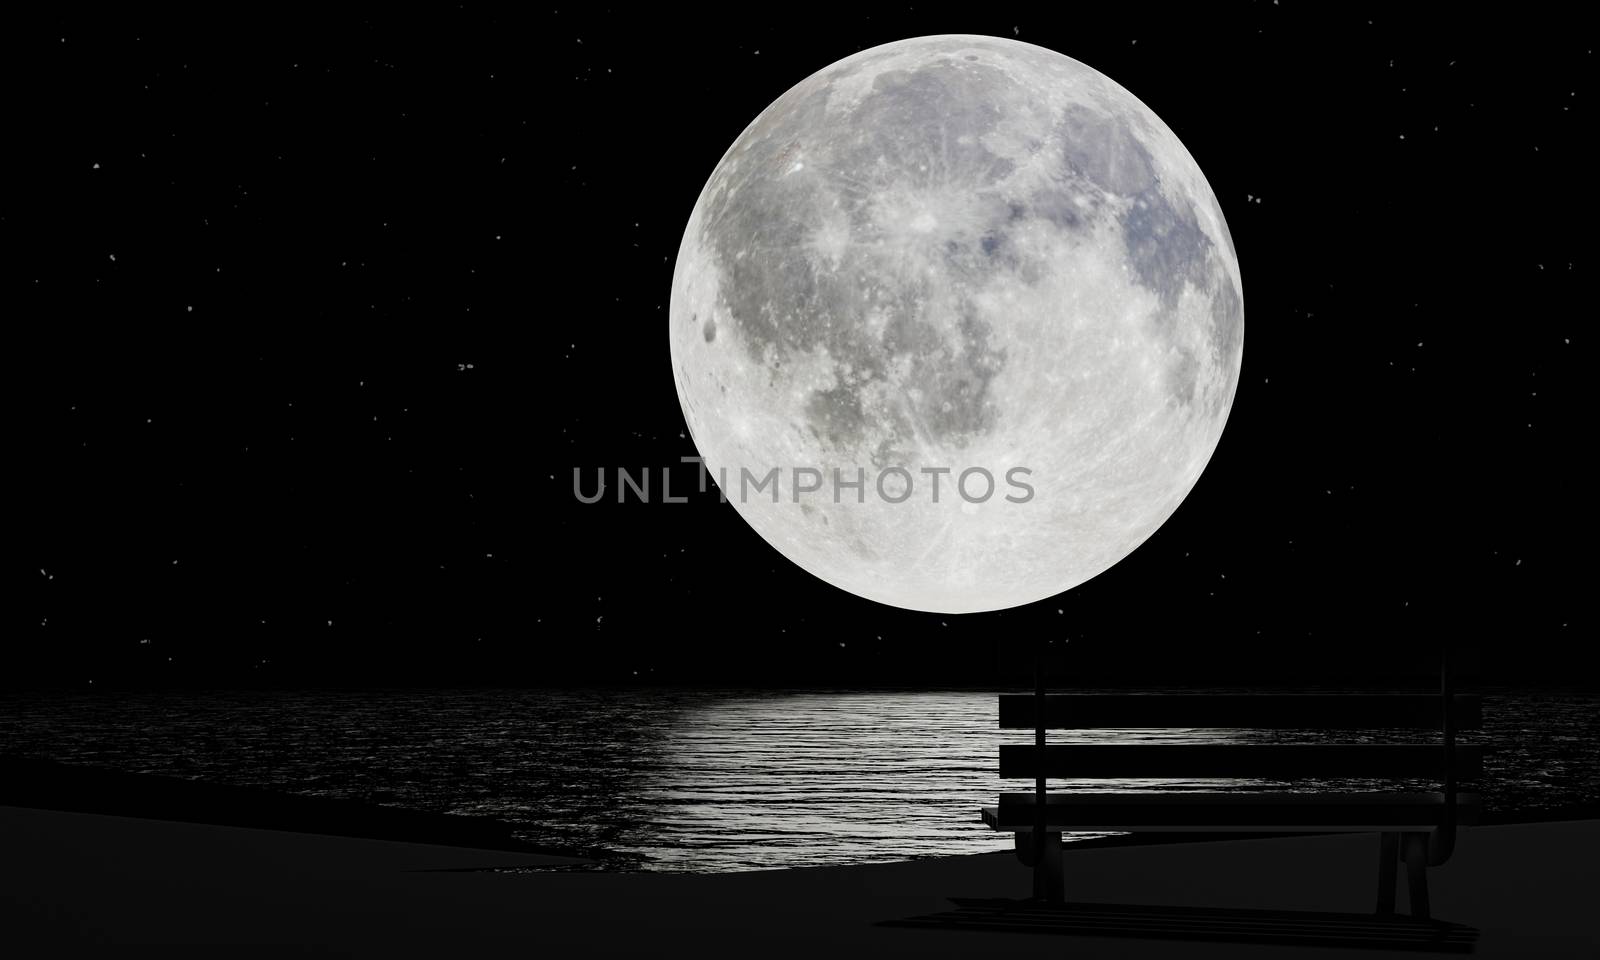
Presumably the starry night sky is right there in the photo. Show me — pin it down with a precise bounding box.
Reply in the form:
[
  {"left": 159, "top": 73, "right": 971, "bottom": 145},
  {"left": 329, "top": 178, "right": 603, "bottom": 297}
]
[{"left": 14, "top": 8, "right": 1588, "bottom": 689}]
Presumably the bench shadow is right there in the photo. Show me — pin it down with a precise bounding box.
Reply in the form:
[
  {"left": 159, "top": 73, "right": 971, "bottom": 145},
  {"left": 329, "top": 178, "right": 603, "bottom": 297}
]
[{"left": 878, "top": 897, "right": 1479, "bottom": 952}]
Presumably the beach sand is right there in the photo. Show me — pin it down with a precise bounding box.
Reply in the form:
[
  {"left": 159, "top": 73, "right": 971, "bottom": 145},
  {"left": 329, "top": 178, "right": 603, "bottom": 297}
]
[{"left": 3, "top": 803, "right": 1595, "bottom": 955}]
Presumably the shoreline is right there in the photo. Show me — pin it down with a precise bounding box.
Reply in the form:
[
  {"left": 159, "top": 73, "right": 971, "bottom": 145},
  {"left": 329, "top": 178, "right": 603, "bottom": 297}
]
[
  {"left": 6, "top": 754, "right": 1595, "bottom": 872},
  {"left": 0, "top": 755, "right": 582, "bottom": 860}
]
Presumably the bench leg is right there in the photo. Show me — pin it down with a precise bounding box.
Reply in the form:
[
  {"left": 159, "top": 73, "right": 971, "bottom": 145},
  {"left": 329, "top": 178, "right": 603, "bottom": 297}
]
[
  {"left": 1402, "top": 831, "right": 1431, "bottom": 920},
  {"left": 1375, "top": 831, "right": 1399, "bottom": 914},
  {"left": 1014, "top": 831, "right": 1037, "bottom": 866},
  {"left": 1030, "top": 831, "right": 1064, "bottom": 904}
]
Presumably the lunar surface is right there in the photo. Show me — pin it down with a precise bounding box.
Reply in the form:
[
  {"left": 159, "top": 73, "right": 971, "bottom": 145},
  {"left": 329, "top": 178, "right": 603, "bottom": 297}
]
[{"left": 669, "top": 35, "right": 1242, "bottom": 614}]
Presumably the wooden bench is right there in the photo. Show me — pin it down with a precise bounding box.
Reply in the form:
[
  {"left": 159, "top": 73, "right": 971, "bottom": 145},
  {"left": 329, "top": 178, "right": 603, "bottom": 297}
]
[{"left": 980, "top": 669, "right": 1481, "bottom": 919}]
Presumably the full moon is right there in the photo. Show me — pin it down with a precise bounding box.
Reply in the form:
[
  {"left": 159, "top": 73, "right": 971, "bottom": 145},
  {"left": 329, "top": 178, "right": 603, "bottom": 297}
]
[{"left": 669, "top": 35, "right": 1242, "bottom": 614}]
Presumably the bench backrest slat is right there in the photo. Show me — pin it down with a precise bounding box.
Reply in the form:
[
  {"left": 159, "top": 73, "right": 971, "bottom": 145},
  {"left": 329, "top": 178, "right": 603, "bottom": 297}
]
[
  {"left": 998, "top": 694, "right": 1482, "bottom": 730},
  {"left": 998, "top": 744, "right": 1483, "bottom": 780}
]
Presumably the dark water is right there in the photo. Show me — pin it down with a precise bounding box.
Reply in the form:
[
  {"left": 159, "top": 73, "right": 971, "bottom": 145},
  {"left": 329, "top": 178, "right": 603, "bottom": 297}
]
[{"left": 1, "top": 688, "right": 1594, "bottom": 873}]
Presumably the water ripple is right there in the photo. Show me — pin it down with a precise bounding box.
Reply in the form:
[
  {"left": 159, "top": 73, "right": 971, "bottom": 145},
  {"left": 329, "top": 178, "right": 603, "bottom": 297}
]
[{"left": 1, "top": 687, "right": 1593, "bottom": 873}]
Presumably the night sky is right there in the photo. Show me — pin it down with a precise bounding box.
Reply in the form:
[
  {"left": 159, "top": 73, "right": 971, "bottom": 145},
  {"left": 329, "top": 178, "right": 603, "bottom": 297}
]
[{"left": 14, "top": 8, "right": 1588, "bottom": 689}]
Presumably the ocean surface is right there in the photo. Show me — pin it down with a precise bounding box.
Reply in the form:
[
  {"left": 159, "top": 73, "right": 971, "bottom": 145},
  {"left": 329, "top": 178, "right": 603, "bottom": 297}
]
[{"left": 2, "top": 688, "right": 1595, "bottom": 873}]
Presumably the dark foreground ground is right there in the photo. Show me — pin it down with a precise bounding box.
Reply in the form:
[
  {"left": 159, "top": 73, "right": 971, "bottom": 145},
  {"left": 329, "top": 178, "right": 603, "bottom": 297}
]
[{"left": 3, "top": 797, "right": 1596, "bottom": 956}]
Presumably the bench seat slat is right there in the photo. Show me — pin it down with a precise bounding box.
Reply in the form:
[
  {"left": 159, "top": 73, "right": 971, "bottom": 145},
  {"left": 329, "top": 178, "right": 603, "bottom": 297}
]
[
  {"left": 982, "top": 792, "right": 1482, "bottom": 831},
  {"left": 999, "top": 695, "right": 1482, "bottom": 730},
  {"left": 999, "top": 744, "right": 1483, "bottom": 779}
]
